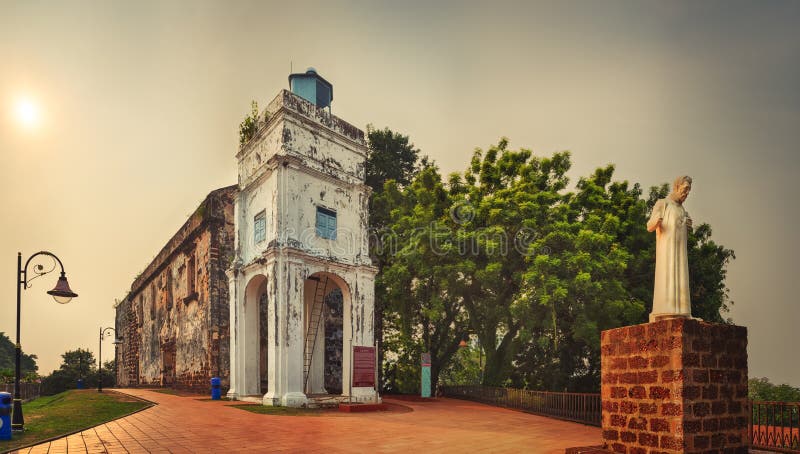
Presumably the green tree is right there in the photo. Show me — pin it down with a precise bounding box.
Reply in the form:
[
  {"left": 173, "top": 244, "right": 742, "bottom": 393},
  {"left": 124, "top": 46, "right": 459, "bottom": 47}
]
[
  {"left": 449, "top": 140, "right": 572, "bottom": 386},
  {"left": 749, "top": 377, "right": 800, "bottom": 402},
  {"left": 40, "top": 348, "right": 96, "bottom": 395},
  {"left": 512, "top": 168, "right": 735, "bottom": 391},
  {"left": 0, "top": 331, "right": 38, "bottom": 381},
  {"left": 749, "top": 377, "right": 800, "bottom": 426},
  {"left": 365, "top": 126, "right": 424, "bottom": 391},
  {"left": 377, "top": 139, "right": 735, "bottom": 393},
  {"left": 686, "top": 223, "right": 736, "bottom": 322},
  {"left": 365, "top": 126, "right": 421, "bottom": 199},
  {"left": 513, "top": 166, "right": 645, "bottom": 391},
  {"left": 379, "top": 165, "right": 470, "bottom": 393},
  {"left": 439, "top": 342, "right": 483, "bottom": 386}
]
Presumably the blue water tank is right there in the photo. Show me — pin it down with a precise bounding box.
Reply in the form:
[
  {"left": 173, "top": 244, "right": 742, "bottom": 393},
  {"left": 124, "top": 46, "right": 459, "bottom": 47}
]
[{"left": 289, "top": 68, "right": 333, "bottom": 109}]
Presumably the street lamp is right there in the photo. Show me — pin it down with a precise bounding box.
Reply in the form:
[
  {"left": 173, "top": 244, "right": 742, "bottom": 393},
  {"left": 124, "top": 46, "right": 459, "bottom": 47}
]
[
  {"left": 14, "top": 251, "right": 78, "bottom": 431},
  {"left": 98, "top": 327, "right": 121, "bottom": 392}
]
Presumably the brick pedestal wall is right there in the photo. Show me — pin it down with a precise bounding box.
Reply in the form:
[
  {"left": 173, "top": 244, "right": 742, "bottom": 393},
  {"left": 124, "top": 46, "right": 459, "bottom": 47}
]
[{"left": 600, "top": 319, "right": 748, "bottom": 454}]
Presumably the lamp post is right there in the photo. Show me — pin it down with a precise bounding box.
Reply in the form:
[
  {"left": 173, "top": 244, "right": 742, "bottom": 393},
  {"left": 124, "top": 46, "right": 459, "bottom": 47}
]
[
  {"left": 14, "top": 251, "right": 78, "bottom": 431},
  {"left": 98, "top": 327, "right": 121, "bottom": 392}
]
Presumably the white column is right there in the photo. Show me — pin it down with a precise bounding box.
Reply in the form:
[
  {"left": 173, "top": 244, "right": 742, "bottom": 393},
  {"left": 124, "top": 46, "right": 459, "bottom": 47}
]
[
  {"left": 226, "top": 270, "right": 241, "bottom": 399},
  {"left": 281, "top": 261, "right": 308, "bottom": 407},
  {"left": 347, "top": 271, "right": 378, "bottom": 403},
  {"left": 263, "top": 262, "right": 280, "bottom": 405}
]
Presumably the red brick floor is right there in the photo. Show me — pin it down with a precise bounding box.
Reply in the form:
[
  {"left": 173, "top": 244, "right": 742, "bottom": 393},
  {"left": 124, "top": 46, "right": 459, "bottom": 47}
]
[{"left": 14, "top": 388, "right": 601, "bottom": 453}]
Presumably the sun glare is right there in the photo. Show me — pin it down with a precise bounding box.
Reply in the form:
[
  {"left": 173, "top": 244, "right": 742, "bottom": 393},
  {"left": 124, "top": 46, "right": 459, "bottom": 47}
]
[{"left": 13, "top": 96, "right": 41, "bottom": 130}]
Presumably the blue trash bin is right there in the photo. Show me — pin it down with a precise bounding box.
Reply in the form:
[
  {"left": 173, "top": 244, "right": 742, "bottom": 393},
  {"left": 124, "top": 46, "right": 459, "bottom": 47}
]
[
  {"left": 77, "top": 379, "right": 84, "bottom": 389},
  {"left": 0, "top": 392, "right": 12, "bottom": 440},
  {"left": 211, "top": 377, "right": 221, "bottom": 400}
]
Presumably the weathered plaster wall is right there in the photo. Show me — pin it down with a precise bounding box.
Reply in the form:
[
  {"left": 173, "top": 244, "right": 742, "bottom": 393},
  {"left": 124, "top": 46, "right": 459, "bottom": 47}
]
[
  {"left": 116, "top": 186, "right": 235, "bottom": 392},
  {"left": 236, "top": 90, "right": 371, "bottom": 268},
  {"left": 281, "top": 167, "right": 370, "bottom": 263},
  {"left": 237, "top": 170, "right": 279, "bottom": 265}
]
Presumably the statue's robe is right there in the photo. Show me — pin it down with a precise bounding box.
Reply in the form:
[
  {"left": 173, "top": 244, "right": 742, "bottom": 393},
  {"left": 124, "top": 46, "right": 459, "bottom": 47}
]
[{"left": 649, "top": 197, "right": 691, "bottom": 321}]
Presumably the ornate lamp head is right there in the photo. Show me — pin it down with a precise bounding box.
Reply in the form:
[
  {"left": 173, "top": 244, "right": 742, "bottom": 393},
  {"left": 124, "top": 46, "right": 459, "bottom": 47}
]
[{"left": 47, "top": 272, "right": 78, "bottom": 304}]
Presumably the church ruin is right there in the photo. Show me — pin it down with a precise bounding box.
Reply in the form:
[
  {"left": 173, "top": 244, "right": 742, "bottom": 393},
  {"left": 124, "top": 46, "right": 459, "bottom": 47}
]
[
  {"left": 115, "top": 186, "right": 236, "bottom": 391},
  {"left": 116, "top": 69, "right": 378, "bottom": 406}
]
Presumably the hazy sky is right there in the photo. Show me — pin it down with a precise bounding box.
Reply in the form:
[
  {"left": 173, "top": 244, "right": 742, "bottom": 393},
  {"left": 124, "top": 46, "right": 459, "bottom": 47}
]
[{"left": 1, "top": 1, "right": 798, "bottom": 385}]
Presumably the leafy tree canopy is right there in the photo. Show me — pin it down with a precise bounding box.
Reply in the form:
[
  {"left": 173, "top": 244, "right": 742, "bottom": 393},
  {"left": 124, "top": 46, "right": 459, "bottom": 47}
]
[
  {"left": 379, "top": 138, "right": 735, "bottom": 393},
  {"left": 0, "top": 332, "right": 38, "bottom": 379},
  {"left": 365, "top": 126, "right": 426, "bottom": 392},
  {"left": 749, "top": 377, "right": 800, "bottom": 402},
  {"left": 40, "top": 348, "right": 115, "bottom": 395}
]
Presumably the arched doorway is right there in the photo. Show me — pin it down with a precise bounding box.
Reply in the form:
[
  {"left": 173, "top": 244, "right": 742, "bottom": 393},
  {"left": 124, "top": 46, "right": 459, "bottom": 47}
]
[
  {"left": 303, "top": 272, "right": 346, "bottom": 395},
  {"left": 243, "top": 274, "right": 268, "bottom": 396}
]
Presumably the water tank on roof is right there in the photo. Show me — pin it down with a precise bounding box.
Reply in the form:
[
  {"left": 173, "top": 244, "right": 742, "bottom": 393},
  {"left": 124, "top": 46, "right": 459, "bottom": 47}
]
[{"left": 289, "top": 68, "right": 333, "bottom": 109}]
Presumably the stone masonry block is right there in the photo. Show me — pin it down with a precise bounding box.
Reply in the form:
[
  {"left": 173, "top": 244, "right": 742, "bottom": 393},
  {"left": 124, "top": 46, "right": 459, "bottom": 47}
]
[{"left": 601, "top": 319, "right": 747, "bottom": 453}]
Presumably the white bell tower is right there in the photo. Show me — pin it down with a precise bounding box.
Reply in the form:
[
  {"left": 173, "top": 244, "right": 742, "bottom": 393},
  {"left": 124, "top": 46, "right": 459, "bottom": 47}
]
[{"left": 227, "top": 69, "right": 378, "bottom": 407}]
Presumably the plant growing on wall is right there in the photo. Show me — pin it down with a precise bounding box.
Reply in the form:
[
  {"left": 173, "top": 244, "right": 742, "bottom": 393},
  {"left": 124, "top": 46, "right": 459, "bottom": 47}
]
[{"left": 238, "top": 100, "right": 259, "bottom": 146}]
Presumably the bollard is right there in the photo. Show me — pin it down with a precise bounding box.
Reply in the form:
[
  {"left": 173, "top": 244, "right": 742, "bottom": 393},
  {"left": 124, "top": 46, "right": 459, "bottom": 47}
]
[
  {"left": 0, "top": 392, "right": 12, "bottom": 440},
  {"left": 211, "top": 377, "right": 221, "bottom": 400},
  {"left": 420, "top": 353, "right": 431, "bottom": 398}
]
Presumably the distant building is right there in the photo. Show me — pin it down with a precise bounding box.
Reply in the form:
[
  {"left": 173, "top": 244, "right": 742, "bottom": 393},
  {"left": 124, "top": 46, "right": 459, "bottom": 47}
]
[
  {"left": 228, "top": 69, "right": 378, "bottom": 406},
  {"left": 115, "top": 186, "right": 236, "bottom": 391}
]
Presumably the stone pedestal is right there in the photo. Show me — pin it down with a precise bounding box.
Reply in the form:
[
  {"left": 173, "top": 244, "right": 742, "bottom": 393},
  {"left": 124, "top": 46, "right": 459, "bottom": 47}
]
[{"left": 600, "top": 319, "right": 748, "bottom": 454}]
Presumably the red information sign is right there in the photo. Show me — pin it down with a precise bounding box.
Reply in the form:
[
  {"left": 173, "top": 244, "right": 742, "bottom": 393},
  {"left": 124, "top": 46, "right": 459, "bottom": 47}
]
[
  {"left": 421, "top": 352, "right": 431, "bottom": 367},
  {"left": 352, "top": 346, "right": 376, "bottom": 388}
]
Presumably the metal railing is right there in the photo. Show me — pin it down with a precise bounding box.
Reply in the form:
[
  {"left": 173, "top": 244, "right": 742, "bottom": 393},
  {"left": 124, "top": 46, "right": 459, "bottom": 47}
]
[
  {"left": 1, "top": 383, "right": 41, "bottom": 401},
  {"left": 441, "top": 385, "right": 601, "bottom": 426},
  {"left": 751, "top": 400, "right": 800, "bottom": 453},
  {"left": 442, "top": 387, "right": 800, "bottom": 452}
]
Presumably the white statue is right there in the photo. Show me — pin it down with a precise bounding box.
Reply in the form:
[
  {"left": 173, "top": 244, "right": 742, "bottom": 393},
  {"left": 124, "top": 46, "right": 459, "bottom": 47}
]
[{"left": 647, "top": 176, "right": 695, "bottom": 322}]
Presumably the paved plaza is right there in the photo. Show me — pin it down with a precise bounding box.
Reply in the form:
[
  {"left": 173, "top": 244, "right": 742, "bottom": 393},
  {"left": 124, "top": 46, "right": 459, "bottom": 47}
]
[{"left": 13, "top": 389, "right": 601, "bottom": 453}]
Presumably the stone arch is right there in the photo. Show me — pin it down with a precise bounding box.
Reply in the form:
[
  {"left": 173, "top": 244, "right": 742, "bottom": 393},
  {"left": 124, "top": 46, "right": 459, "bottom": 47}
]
[
  {"left": 303, "top": 271, "right": 350, "bottom": 395},
  {"left": 243, "top": 273, "right": 268, "bottom": 396}
]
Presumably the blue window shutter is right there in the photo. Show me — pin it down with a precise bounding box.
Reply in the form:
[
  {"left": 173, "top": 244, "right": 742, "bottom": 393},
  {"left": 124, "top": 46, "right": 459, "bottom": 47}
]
[
  {"left": 254, "top": 211, "right": 266, "bottom": 243},
  {"left": 316, "top": 207, "right": 336, "bottom": 239}
]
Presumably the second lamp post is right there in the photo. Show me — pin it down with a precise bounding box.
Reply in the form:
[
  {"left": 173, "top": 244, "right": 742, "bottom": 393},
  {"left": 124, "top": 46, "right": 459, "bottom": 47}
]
[{"left": 98, "top": 327, "right": 120, "bottom": 392}]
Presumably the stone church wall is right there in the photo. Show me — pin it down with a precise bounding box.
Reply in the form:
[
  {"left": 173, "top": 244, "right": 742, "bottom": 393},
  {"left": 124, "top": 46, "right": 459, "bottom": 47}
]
[{"left": 116, "top": 186, "right": 236, "bottom": 392}]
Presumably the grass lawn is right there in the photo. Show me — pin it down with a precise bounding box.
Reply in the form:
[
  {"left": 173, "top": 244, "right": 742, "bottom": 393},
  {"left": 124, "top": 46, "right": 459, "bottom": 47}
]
[
  {"left": 1, "top": 390, "right": 150, "bottom": 453},
  {"left": 229, "top": 404, "right": 331, "bottom": 416}
]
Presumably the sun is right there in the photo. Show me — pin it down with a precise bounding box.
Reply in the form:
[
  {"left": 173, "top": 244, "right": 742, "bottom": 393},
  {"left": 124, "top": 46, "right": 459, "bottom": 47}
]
[{"left": 13, "top": 96, "right": 42, "bottom": 130}]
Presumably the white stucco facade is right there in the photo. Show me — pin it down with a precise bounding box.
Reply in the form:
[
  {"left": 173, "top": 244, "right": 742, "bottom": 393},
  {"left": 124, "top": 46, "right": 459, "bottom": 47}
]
[{"left": 227, "top": 89, "right": 378, "bottom": 407}]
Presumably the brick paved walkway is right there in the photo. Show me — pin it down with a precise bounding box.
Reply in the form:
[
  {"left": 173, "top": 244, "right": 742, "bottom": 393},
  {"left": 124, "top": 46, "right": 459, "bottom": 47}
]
[{"left": 14, "top": 388, "right": 601, "bottom": 453}]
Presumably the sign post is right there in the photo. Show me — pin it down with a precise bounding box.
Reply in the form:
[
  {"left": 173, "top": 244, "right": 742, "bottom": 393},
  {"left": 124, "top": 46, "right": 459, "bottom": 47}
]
[{"left": 421, "top": 352, "right": 431, "bottom": 398}]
